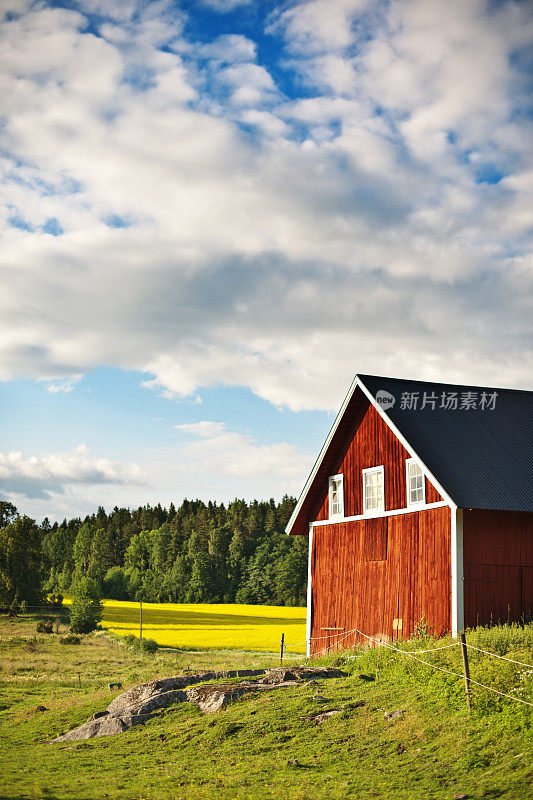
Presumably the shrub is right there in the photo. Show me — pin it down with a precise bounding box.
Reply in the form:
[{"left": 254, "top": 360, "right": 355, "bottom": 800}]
[
  {"left": 36, "top": 618, "right": 53, "bottom": 634},
  {"left": 413, "top": 614, "right": 433, "bottom": 639},
  {"left": 123, "top": 634, "right": 158, "bottom": 653},
  {"left": 20, "top": 600, "right": 28, "bottom": 613},
  {"left": 143, "top": 637, "right": 158, "bottom": 654},
  {"left": 469, "top": 621, "right": 533, "bottom": 655},
  {"left": 70, "top": 577, "right": 103, "bottom": 634},
  {"left": 60, "top": 634, "right": 81, "bottom": 645}
]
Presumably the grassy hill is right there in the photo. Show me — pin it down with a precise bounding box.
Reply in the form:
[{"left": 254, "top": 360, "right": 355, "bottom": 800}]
[{"left": 1, "top": 610, "right": 532, "bottom": 800}]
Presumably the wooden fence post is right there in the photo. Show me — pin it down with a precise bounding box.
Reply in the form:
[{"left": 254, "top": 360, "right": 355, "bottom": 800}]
[
  {"left": 280, "top": 633, "right": 284, "bottom": 667},
  {"left": 139, "top": 599, "right": 143, "bottom": 656},
  {"left": 460, "top": 633, "right": 471, "bottom": 710}
]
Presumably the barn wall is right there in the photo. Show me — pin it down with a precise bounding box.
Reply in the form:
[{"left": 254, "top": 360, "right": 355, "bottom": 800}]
[
  {"left": 312, "top": 403, "right": 442, "bottom": 522},
  {"left": 310, "top": 505, "right": 451, "bottom": 653},
  {"left": 463, "top": 510, "right": 533, "bottom": 627}
]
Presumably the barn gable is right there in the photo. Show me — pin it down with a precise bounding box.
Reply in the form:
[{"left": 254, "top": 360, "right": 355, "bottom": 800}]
[
  {"left": 309, "top": 400, "right": 443, "bottom": 524},
  {"left": 287, "top": 373, "right": 533, "bottom": 536}
]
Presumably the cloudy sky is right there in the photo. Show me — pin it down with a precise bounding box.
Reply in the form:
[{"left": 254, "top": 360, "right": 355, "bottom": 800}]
[{"left": 1, "top": 0, "right": 531, "bottom": 522}]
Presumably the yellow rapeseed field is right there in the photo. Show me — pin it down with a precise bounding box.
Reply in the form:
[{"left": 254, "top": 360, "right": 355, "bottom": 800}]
[{"left": 94, "top": 599, "right": 307, "bottom": 653}]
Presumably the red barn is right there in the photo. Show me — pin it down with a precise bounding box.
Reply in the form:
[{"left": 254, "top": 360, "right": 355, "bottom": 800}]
[{"left": 286, "top": 374, "right": 533, "bottom": 656}]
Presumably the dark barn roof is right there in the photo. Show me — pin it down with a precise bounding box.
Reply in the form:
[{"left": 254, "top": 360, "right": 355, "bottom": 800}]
[
  {"left": 287, "top": 373, "right": 533, "bottom": 534},
  {"left": 359, "top": 374, "right": 532, "bottom": 513}
]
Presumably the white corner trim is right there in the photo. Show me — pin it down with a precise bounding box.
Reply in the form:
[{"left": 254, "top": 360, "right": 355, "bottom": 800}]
[
  {"left": 310, "top": 500, "right": 449, "bottom": 528},
  {"left": 451, "top": 507, "right": 464, "bottom": 637},
  {"left": 357, "top": 378, "right": 456, "bottom": 509},
  {"left": 306, "top": 523, "right": 314, "bottom": 657}
]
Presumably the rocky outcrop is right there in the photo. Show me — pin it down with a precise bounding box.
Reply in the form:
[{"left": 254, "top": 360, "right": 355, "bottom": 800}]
[
  {"left": 54, "top": 710, "right": 151, "bottom": 741},
  {"left": 262, "top": 667, "right": 345, "bottom": 684},
  {"left": 51, "top": 666, "right": 346, "bottom": 742},
  {"left": 107, "top": 669, "right": 265, "bottom": 714},
  {"left": 185, "top": 683, "right": 266, "bottom": 713}
]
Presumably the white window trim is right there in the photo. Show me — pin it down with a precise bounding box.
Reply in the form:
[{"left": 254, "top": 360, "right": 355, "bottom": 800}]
[
  {"left": 328, "top": 473, "right": 344, "bottom": 519},
  {"left": 362, "top": 465, "right": 385, "bottom": 515},
  {"left": 406, "top": 458, "right": 426, "bottom": 508},
  {"left": 310, "top": 500, "right": 449, "bottom": 528}
]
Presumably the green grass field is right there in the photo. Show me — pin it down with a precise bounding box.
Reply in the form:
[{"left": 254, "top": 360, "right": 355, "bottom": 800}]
[
  {"left": 91, "top": 598, "right": 307, "bottom": 653},
  {"left": 1, "top": 611, "right": 532, "bottom": 800}
]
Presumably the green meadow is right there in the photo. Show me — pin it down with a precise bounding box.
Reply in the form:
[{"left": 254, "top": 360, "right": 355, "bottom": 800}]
[{"left": 1, "top": 609, "right": 532, "bottom": 800}]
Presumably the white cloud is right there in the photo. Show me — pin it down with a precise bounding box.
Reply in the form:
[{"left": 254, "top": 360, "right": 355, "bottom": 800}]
[
  {"left": 174, "top": 421, "right": 313, "bottom": 488},
  {"left": 215, "top": 61, "right": 278, "bottom": 106},
  {"left": 0, "top": 426, "right": 312, "bottom": 520},
  {"left": 0, "top": 0, "right": 531, "bottom": 416},
  {"left": 181, "top": 33, "right": 257, "bottom": 64},
  {"left": 45, "top": 377, "right": 82, "bottom": 394},
  {"left": 268, "top": 0, "right": 370, "bottom": 54},
  {"left": 0, "top": 446, "right": 147, "bottom": 500}
]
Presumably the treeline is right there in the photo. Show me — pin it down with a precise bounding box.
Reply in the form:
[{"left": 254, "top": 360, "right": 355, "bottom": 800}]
[{"left": 0, "top": 496, "right": 308, "bottom": 608}]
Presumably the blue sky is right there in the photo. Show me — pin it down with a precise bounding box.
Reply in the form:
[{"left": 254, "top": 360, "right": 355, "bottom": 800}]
[{"left": 0, "top": 0, "right": 531, "bottom": 521}]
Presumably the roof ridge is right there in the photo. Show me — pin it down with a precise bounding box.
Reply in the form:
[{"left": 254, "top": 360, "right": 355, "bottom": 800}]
[{"left": 357, "top": 373, "right": 532, "bottom": 394}]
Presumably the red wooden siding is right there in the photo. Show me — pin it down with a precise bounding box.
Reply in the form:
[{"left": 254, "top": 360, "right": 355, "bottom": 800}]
[
  {"left": 311, "top": 402, "right": 442, "bottom": 522},
  {"left": 463, "top": 510, "right": 533, "bottom": 627},
  {"left": 310, "top": 506, "right": 451, "bottom": 653},
  {"left": 425, "top": 477, "right": 441, "bottom": 504}
]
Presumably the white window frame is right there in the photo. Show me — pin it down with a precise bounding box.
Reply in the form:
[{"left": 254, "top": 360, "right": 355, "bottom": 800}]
[
  {"left": 406, "top": 458, "right": 425, "bottom": 507},
  {"left": 362, "top": 466, "right": 385, "bottom": 514},
  {"left": 328, "top": 473, "right": 344, "bottom": 519}
]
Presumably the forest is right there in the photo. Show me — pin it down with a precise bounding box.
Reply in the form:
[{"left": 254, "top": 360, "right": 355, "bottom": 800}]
[{"left": 0, "top": 496, "right": 309, "bottom": 608}]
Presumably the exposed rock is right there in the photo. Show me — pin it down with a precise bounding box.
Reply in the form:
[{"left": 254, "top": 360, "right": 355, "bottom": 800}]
[
  {"left": 289, "top": 667, "right": 345, "bottom": 681},
  {"left": 106, "top": 677, "right": 194, "bottom": 715},
  {"left": 185, "top": 680, "right": 299, "bottom": 713},
  {"left": 186, "top": 683, "right": 257, "bottom": 714},
  {"left": 132, "top": 689, "right": 188, "bottom": 716},
  {"left": 384, "top": 709, "right": 404, "bottom": 722},
  {"left": 52, "top": 710, "right": 152, "bottom": 742},
  {"left": 107, "top": 670, "right": 265, "bottom": 714},
  {"left": 50, "top": 666, "right": 345, "bottom": 741},
  {"left": 312, "top": 694, "right": 328, "bottom": 702},
  {"left": 314, "top": 709, "right": 342, "bottom": 724},
  {"left": 263, "top": 666, "right": 345, "bottom": 684},
  {"left": 261, "top": 668, "right": 299, "bottom": 684}
]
